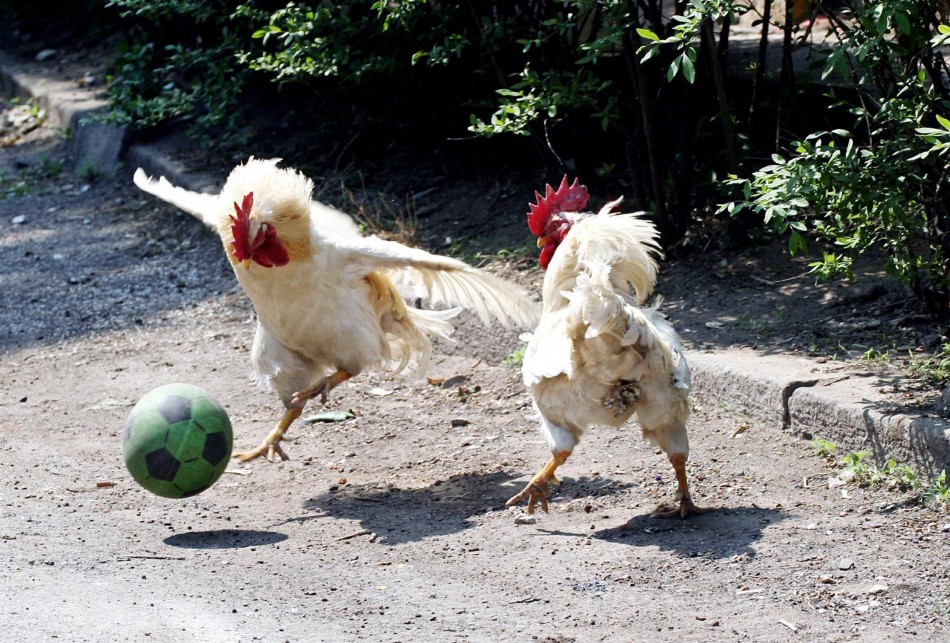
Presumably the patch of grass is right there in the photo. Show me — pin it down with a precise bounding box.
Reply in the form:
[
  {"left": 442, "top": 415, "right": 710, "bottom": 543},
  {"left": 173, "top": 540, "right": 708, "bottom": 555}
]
[
  {"left": 812, "top": 438, "right": 837, "bottom": 459},
  {"left": 860, "top": 347, "right": 892, "bottom": 366},
  {"left": 921, "top": 470, "right": 950, "bottom": 507},
  {"left": 76, "top": 160, "right": 104, "bottom": 183},
  {"left": 810, "top": 438, "right": 947, "bottom": 508},
  {"left": 906, "top": 343, "right": 950, "bottom": 384},
  {"left": 0, "top": 170, "right": 29, "bottom": 199},
  {"left": 35, "top": 154, "right": 64, "bottom": 179},
  {"left": 0, "top": 154, "right": 64, "bottom": 199},
  {"left": 820, "top": 444, "right": 946, "bottom": 508},
  {"left": 503, "top": 345, "right": 526, "bottom": 367}
]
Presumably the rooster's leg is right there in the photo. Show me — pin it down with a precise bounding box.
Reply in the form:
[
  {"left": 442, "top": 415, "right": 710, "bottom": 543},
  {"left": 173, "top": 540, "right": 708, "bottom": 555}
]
[
  {"left": 652, "top": 452, "right": 712, "bottom": 519},
  {"left": 233, "top": 407, "right": 303, "bottom": 463},
  {"left": 291, "top": 369, "right": 352, "bottom": 406},
  {"left": 506, "top": 451, "right": 571, "bottom": 514}
]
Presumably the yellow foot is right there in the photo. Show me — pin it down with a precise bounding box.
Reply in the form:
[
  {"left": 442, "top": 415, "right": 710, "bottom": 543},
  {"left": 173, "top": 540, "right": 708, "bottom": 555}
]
[
  {"left": 506, "top": 451, "right": 571, "bottom": 515},
  {"left": 233, "top": 438, "right": 289, "bottom": 463},
  {"left": 650, "top": 496, "right": 713, "bottom": 519},
  {"left": 233, "top": 408, "right": 302, "bottom": 463},
  {"left": 506, "top": 477, "right": 558, "bottom": 515}
]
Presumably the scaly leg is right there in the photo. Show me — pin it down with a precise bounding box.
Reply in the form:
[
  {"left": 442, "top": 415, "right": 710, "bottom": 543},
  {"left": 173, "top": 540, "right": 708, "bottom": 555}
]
[
  {"left": 652, "top": 452, "right": 712, "bottom": 519},
  {"left": 506, "top": 451, "right": 572, "bottom": 514},
  {"left": 291, "top": 369, "right": 352, "bottom": 406},
  {"left": 233, "top": 407, "right": 303, "bottom": 463}
]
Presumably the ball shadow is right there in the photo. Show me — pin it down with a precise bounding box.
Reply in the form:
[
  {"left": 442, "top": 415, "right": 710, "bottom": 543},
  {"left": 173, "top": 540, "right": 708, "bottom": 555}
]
[{"left": 164, "top": 528, "right": 288, "bottom": 549}]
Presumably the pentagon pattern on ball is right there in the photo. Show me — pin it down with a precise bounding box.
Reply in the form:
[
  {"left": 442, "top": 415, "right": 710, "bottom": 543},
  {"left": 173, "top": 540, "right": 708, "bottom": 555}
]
[{"left": 122, "top": 383, "right": 233, "bottom": 499}]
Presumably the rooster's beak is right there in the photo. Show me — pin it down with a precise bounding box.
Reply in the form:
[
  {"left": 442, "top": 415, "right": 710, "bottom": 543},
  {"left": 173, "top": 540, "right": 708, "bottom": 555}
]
[{"left": 536, "top": 236, "right": 546, "bottom": 248}]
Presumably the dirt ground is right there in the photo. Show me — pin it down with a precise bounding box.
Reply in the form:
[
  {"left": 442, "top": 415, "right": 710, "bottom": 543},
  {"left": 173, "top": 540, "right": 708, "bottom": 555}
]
[{"left": 2, "top": 86, "right": 950, "bottom": 642}]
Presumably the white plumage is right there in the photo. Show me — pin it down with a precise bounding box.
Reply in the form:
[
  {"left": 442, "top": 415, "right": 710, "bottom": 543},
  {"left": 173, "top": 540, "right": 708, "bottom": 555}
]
[
  {"left": 134, "top": 158, "right": 539, "bottom": 461},
  {"left": 508, "top": 189, "right": 706, "bottom": 518}
]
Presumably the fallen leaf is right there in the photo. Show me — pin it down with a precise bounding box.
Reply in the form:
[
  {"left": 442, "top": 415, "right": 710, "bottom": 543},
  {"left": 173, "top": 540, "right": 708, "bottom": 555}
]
[{"left": 303, "top": 409, "right": 356, "bottom": 424}]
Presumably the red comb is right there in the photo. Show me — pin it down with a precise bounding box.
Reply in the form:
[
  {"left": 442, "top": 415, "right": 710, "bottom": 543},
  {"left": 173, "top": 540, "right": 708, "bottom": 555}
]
[
  {"left": 229, "top": 192, "right": 254, "bottom": 261},
  {"left": 527, "top": 176, "right": 589, "bottom": 236}
]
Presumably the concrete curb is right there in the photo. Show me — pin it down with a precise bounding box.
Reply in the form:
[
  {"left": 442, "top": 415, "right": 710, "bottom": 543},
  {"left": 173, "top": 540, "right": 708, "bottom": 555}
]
[
  {"left": 691, "top": 350, "right": 950, "bottom": 475},
  {"left": 4, "top": 49, "right": 949, "bottom": 474},
  {"left": 0, "top": 51, "right": 125, "bottom": 176}
]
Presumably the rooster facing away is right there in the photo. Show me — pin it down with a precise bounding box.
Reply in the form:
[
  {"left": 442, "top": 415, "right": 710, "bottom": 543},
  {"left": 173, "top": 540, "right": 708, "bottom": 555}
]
[
  {"left": 134, "top": 158, "right": 539, "bottom": 462},
  {"left": 506, "top": 177, "right": 708, "bottom": 518}
]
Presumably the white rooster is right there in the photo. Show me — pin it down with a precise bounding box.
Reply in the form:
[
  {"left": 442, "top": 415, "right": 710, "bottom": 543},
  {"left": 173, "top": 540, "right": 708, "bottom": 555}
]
[
  {"left": 506, "top": 177, "right": 708, "bottom": 518},
  {"left": 134, "top": 158, "right": 539, "bottom": 462}
]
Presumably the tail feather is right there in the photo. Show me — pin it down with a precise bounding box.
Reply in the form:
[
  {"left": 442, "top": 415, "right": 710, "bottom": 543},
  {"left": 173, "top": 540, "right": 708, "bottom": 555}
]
[
  {"left": 132, "top": 168, "right": 220, "bottom": 229},
  {"left": 545, "top": 206, "right": 662, "bottom": 306}
]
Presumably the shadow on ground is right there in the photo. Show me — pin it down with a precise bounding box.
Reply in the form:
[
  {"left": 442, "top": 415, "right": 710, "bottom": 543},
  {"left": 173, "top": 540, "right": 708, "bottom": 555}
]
[
  {"left": 293, "top": 471, "right": 637, "bottom": 545},
  {"left": 164, "top": 528, "right": 288, "bottom": 549},
  {"left": 593, "top": 505, "right": 788, "bottom": 559},
  {"left": 534, "top": 505, "right": 787, "bottom": 561}
]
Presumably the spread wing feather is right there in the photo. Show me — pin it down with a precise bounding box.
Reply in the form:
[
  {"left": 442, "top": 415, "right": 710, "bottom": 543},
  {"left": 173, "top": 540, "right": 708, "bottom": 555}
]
[{"left": 331, "top": 234, "right": 540, "bottom": 330}]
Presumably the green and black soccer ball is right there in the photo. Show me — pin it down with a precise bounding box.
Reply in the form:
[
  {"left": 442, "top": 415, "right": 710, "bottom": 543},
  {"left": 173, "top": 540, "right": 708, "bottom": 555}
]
[{"left": 122, "top": 383, "right": 233, "bottom": 498}]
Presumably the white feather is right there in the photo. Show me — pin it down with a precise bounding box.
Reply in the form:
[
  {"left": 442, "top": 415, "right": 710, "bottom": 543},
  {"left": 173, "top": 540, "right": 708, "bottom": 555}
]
[
  {"left": 522, "top": 204, "right": 690, "bottom": 456},
  {"left": 133, "top": 158, "right": 539, "bottom": 408}
]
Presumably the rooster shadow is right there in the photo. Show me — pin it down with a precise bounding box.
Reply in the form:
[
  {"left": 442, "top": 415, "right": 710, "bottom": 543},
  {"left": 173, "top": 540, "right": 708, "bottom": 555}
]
[
  {"left": 293, "top": 471, "right": 636, "bottom": 545},
  {"left": 541, "top": 504, "right": 789, "bottom": 560}
]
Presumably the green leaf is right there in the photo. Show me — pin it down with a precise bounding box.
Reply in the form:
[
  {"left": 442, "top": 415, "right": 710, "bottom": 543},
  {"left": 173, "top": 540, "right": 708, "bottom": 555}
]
[
  {"left": 937, "top": 114, "right": 950, "bottom": 131},
  {"left": 788, "top": 230, "right": 808, "bottom": 256},
  {"left": 636, "top": 28, "right": 660, "bottom": 41},
  {"left": 667, "top": 56, "right": 680, "bottom": 82},
  {"left": 681, "top": 54, "right": 696, "bottom": 84},
  {"left": 893, "top": 11, "right": 910, "bottom": 35}
]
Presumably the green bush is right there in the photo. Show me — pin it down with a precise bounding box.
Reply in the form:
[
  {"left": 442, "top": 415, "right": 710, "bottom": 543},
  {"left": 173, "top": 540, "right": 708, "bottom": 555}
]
[
  {"left": 3, "top": 1, "right": 947, "bottom": 320},
  {"left": 102, "top": 0, "right": 256, "bottom": 154},
  {"left": 722, "top": 1, "right": 950, "bottom": 319}
]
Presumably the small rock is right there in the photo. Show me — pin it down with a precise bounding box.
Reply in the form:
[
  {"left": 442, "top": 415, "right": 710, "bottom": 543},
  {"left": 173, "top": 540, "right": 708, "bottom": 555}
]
[
  {"left": 440, "top": 375, "right": 468, "bottom": 389},
  {"left": 514, "top": 516, "right": 536, "bottom": 525},
  {"left": 12, "top": 215, "right": 27, "bottom": 225},
  {"left": 838, "top": 558, "right": 855, "bottom": 571},
  {"left": 34, "top": 48, "right": 57, "bottom": 62},
  {"left": 919, "top": 332, "right": 946, "bottom": 350},
  {"left": 818, "top": 574, "right": 836, "bottom": 584},
  {"left": 450, "top": 418, "right": 470, "bottom": 427}
]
